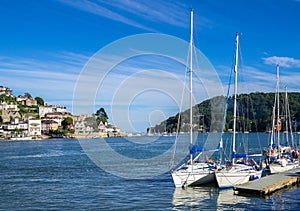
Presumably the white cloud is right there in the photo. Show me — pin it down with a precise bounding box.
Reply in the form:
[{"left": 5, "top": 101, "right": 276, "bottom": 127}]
[
  {"left": 98, "top": 0, "right": 188, "bottom": 28},
  {"left": 262, "top": 56, "right": 300, "bottom": 68},
  {"left": 215, "top": 63, "right": 300, "bottom": 96},
  {"left": 58, "top": 0, "right": 154, "bottom": 31},
  {"left": 0, "top": 52, "right": 88, "bottom": 111},
  {"left": 58, "top": 0, "right": 212, "bottom": 31}
]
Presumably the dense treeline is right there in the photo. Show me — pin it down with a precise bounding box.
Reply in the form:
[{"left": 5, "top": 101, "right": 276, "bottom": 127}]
[{"left": 148, "top": 92, "right": 300, "bottom": 133}]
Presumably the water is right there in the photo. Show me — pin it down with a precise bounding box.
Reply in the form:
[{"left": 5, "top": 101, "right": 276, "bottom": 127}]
[{"left": 1, "top": 133, "right": 300, "bottom": 210}]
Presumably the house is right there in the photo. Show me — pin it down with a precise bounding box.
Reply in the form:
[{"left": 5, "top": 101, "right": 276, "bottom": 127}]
[
  {"left": 74, "top": 121, "right": 85, "bottom": 134},
  {"left": 1, "top": 110, "right": 21, "bottom": 123},
  {"left": 38, "top": 105, "right": 67, "bottom": 117},
  {"left": 0, "top": 102, "right": 19, "bottom": 111},
  {"left": 74, "top": 121, "right": 95, "bottom": 134},
  {"left": 38, "top": 106, "right": 53, "bottom": 117},
  {"left": 44, "top": 112, "right": 63, "bottom": 126},
  {"left": 41, "top": 120, "right": 59, "bottom": 133},
  {"left": 98, "top": 121, "right": 107, "bottom": 133},
  {"left": 0, "top": 86, "right": 13, "bottom": 96},
  {"left": 16, "top": 96, "right": 37, "bottom": 106},
  {"left": 85, "top": 124, "right": 94, "bottom": 133},
  {"left": 53, "top": 106, "right": 67, "bottom": 113},
  {"left": 1, "top": 121, "right": 29, "bottom": 137},
  {"left": 28, "top": 119, "right": 41, "bottom": 136}
]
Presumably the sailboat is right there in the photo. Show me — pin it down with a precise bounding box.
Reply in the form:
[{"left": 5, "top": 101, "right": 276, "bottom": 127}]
[
  {"left": 171, "top": 9, "right": 216, "bottom": 188},
  {"left": 215, "top": 32, "right": 262, "bottom": 189},
  {"left": 264, "top": 65, "right": 299, "bottom": 173}
]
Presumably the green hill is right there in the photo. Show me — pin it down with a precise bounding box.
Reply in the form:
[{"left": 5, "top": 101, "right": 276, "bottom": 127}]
[{"left": 148, "top": 92, "right": 300, "bottom": 133}]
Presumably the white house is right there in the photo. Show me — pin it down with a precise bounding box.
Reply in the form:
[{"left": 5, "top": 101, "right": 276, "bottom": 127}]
[
  {"left": 53, "top": 106, "right": 66, "bottom": 113},
  {"left": 0, "top": 102, "right": 19, "bottom": 111},
  {"left": 38, "top": 105, "right": 66, "bottom": 117},
  {"left": 38, "top": 106, "right": 53, "bottom": 117},
  {"left": 98, "top": 121, "right": 107, "bottom": 133},
  {"left": 74, "top": 121, "right": 95, "bottom": 134},
  {"left": 74, "top": 121, "right": 85, "bottom": 134},
  {"left": 2, "top": 122, "right": 29, "bottom": 137},
  {"left": 28, "top": 119, "right": 41, "bottom": 136}
]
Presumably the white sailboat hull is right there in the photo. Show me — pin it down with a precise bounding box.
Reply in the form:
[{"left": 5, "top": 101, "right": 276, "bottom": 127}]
[
  {"left": 269, "top": 160, "right": 299, "bottom": 174},
  {"left": 215, "top": 164, "right": 262, "bottom": 188},
  {"left": 10, "top": 136, "right": 33, "bottom": 140},
  {"left": 171, "top": 163, "right": 215, "bottom": 187}
]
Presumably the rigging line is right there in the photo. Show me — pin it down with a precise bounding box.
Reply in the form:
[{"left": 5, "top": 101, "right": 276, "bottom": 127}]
[
  {"left": 236, "top": 37, "right": 262, "bottom": 155},
  {"left": 191, "top": 39, "right": 203, "bottom": 150},
  {"left": 218, "top": 62, "right": 233, "bottom": 162},
  {"left": 285, "top": 86, "right": 295, "bottom": 147},
  {"left": 237, "top": 36, "right": 248, "bottom": 151},
  {"left": 219, "top": 39, "right": 237, "bottom": 163},
  {"left": 237, "top": 35, "right": 250, "bottom": 99},
  {"left": 248, "top": 95, "right": 263, "bottom": 152},
  {"left": 170, "top": 46, "right": 190, "bottom": 169}
]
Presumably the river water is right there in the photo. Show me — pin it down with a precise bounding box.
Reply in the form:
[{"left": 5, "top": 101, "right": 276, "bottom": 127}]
[{"left": 1, "top": 133, "right": 300, "bottom": 210}]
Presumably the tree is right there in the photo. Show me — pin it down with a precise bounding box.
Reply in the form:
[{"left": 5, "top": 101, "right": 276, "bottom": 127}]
[
  {"left": 95, "top": 107, "right": 108, "bottom": 123},
  {"left": 24, "top": 92, "right": 32, "bottom": 99},
  {"left": 85, "top": 116, "right": 97, "bottom": 125},
  {"left": 35, "top": 96, "right": 44, "bottom": 106},
  {"left": 61, "top": 117, "right": 73, "bottom": 130}
]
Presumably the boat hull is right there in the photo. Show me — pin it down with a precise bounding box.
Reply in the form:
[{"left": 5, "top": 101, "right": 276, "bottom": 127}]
[
  {"left": 10, "top": 136, "right": 33, "bottom": 140},
  {"left": 171, "top": 163, "right": 215, "bottom": 187},
  {"left": 215, "top": 164, "right": 262, "bottom": 188},
  {"left": 269, "top": 161, "right": 299, "bottom": 174}
]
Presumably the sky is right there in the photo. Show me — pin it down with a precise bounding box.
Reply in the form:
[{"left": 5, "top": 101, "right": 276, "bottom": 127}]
[{"left": 0, "top": 0, "right": 300, "bottom": 132}]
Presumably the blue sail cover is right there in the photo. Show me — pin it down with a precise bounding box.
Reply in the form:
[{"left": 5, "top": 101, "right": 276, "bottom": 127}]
[
  {"left": 189, "top": 144, "right": 218, "bottom": 155},
  {"left": 232, "top": 152, "right": 262, "bottom": 158},
  {"left": 280, "top": 142, "right": 289, "bottom": 147},
  {"left": 272, "top": 142, "right": 289, "bottom": 148}
]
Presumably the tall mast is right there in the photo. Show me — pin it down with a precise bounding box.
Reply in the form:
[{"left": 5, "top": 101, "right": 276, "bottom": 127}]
[
  {"left": 232, "top": 32, "right": 239, "bottom": 164},
  {"left": 284, "top": 86, "right": 289, "bottom": 143},
  {"left": 189, "top": 9, "right": 194, "bottom": 164},
  {"left": 276, "top": 64, "right": 280, "bottom": 146}
]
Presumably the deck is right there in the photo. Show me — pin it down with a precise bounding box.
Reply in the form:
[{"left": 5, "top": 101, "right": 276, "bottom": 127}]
[{"left": 234, "top": 167, "right": 300, "bottom": 196}]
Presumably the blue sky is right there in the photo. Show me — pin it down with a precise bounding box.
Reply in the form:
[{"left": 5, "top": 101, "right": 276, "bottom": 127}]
[{"left": 1, "top": 0, "right": 300, "bottom": 132}]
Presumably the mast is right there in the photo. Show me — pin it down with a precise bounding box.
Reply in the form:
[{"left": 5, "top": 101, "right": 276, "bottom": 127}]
[
  {"left": 271, "top": 65, "right": 280, "bottom": 150},
  {"left": 232, "top": 32, "right": 239, "bottom": 164},
  {"left": 276, "top": 65, "right": 280, "bottom": 146},
  {"left": 270, "top": 65, "right": 279, "bottom": 149},
  {"left": 189, "top": 9, "right": 194, "bottom": 164},
  {"left": 284, "top": 86, "right": 289, "bottom": 143}
]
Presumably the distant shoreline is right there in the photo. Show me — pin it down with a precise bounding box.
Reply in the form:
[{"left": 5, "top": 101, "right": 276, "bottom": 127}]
[{"left": 0, "top": 131, "right": 130, "bottom": 141}]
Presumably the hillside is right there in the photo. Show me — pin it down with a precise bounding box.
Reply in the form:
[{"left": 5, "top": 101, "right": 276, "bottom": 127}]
[{"left": 149, "top": 92, "right": 300, "bottom": 133}]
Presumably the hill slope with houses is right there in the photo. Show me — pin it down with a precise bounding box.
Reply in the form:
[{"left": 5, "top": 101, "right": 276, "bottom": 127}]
[{"left": 0, "top": 85, "right": 124, "bottom": 140}]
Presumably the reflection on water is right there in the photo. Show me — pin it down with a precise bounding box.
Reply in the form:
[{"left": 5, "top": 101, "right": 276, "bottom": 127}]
[
  {"left": 217, "top": 189, "right": 248, "bottom": 209},
  {"left": 264, "top": 185, "right": 300, "bottom": 210},
  {"left": 172, "top": 186, "right": 252, "bottom": 210},
  {"left": 172, "top": 186, "right": 218, "bottom": 210}
]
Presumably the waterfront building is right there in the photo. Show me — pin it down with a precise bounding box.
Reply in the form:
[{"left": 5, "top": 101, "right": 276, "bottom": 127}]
[
  {"left": 41, "top": 120, "right": 59, "bottom": 133},
  {"left": 28, "top": 119, "right": 42, "bottom": 136}
]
